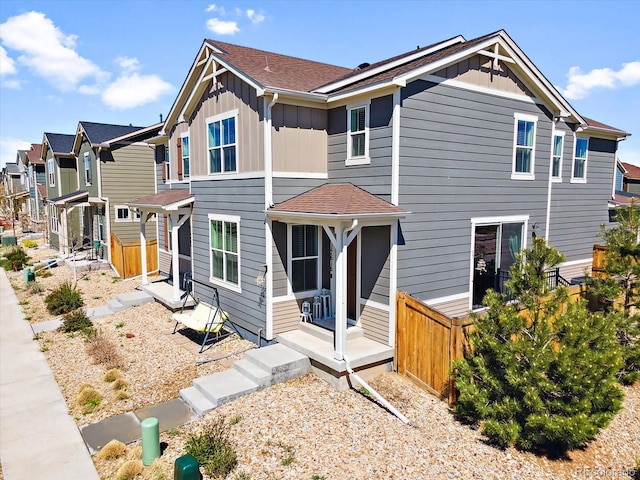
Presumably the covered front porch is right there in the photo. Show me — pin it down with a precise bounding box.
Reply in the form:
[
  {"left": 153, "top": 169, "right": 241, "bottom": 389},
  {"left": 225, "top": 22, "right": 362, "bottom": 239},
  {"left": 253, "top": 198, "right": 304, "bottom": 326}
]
[
  {"left": 127, "top": 189, "right": 194, "bottom": 310},
  {"left": 266, "top": 183, "right": 408, "bottom": 386}
]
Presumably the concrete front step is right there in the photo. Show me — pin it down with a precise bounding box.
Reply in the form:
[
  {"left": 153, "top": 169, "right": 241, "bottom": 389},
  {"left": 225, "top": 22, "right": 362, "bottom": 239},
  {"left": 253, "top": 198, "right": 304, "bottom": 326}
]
[
  {"left": 86, "top": 305, "right": 116, "bottom": 320},
  {"left": 106, "top": 299, "right": 128, "bottom": 313},
  {"left": 193, "top": 369, "right": 260, "bottom": 408},
  {"left": 181, "top": 343, "right": 311, "bottom": 417},
  {"left": 299, "top": 322, "right": 364, "bottom": 342}
]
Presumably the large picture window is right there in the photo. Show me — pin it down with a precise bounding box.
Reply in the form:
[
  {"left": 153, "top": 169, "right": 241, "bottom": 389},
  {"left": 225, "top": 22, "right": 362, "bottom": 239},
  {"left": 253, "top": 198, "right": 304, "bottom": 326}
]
[
  {"left": 512, "top": 113, "right": 537, "bottom": 178},
  {"left": 209, "top": 214, "right": 240, "bottom": 289},
  {"left": 572, "top": 137, "right": 588, "bottom": 182},
  {"left": 291, "top": 225, "right": 318, "bottom": 292},
  {"left": 207, "top": 111, "right": 237, "bottom": 174}
]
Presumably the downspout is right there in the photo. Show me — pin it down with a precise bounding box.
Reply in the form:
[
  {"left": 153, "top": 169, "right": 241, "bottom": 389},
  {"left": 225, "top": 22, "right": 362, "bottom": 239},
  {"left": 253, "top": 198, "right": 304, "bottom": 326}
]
[
  {"left": 343, "top": 354, "right": 410, "bottom": 424},
  {"left": 264, "top": 93, "right": 278, "bottom": 340}
]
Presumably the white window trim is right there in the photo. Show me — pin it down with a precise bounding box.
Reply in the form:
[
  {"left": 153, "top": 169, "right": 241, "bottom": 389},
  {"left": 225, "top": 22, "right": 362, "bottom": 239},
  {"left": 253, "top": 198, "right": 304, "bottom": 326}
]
[
  {"left": 207, "top": 213, "right": 242, "bottom": 293},
  {"left": 165, "top": 144, "right": 171, "bottom": 181},
  {"left": 346, "top": 102, "right": 370, "bottom": 166},
  {"left": 49, "top": 205, "right": 59, "bottom": 233},
  {"left": 551, "top": 130, "right": 565, "bottom": 183},
  {"left": 114, "top": 205, "right": 134, "bottom": 223},
  {"left": 180, "top": 132, "right": 190, "bottom": 178},
  {"left": 469, "top": 214, "right": 529, "bottom": 311},
  {"left": 511, "top": 112, "right": 538, "bottom": 180},
  {"left": 83, "top": 152, "right": 91, "bottom": 186},
  {"left": 48, "top": 159, "right": 55, "bottom": 187},
  {"left": 286, "top": 224, "right": 322, "bottom": 295},
  {"left": 206, "top": 109, "right": 239, "bottom": 175},
  {"left": 571, "top": 136, "right": 588, "bottom": 184}
]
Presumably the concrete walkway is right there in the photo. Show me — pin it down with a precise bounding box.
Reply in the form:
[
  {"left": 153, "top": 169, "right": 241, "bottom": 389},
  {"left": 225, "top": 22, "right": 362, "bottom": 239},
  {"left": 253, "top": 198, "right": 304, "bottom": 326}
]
[{"left": 0, "top": 269, "right": 100, "bottom": 480}]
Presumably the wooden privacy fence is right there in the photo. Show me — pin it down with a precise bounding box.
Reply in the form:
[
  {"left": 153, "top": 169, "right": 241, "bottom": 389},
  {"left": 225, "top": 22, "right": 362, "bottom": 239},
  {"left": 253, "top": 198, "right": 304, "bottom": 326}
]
[
  {"left": 396, "top": 285, "right": 586, "bottom": 406},
  {"left": 592, "top": 244, "right": 608, "bottom": 278},
  {"left": 395, "top": 292, "right": 473, "bottom": 406},
  {"left": 110, "top": 233, "right": 158, "bottom": 279}
]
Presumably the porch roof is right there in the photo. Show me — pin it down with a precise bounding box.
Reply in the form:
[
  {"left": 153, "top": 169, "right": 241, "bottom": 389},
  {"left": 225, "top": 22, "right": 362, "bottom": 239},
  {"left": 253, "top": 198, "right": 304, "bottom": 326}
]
[
  {"left": 49, "top": 190, "right": 104, "bottom": 207},
  {"left": 267, "top": 183, "right": 408, "bottom": 221},
  {"left": 127, "top": 189, "right": 194, "bottom": 212}
]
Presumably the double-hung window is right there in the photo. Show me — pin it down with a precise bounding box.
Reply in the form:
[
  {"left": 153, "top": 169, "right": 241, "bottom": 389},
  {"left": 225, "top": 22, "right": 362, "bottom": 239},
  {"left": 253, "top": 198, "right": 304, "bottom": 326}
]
[
  {"left": 551, "top": 132, "right": 564, "bottom": 181},
  {"left": 209, "top": 214, "right": 240, "bottom": 290},
  {"left": 49, "top": 205, "right": 59, "bottom": 233},
  {"left": 180, "top": 133, "right": 190, "bottom": 178},
  {"left": 207, "top": 110, "right": 238, "bottom": 174},
  {"left": 47, "top": 158, "right": 55, "bottom": 187},
  {"left": 346, "top": 103, "right": 370, "bottom": 165},
  {"left": 512, "top": 113, "right": 537, "bottom": 179},
  {"left": 572, "top": 137, "right": 588, "bottom": 183},
  {"left": 165, "top": 144, "right": 171, "bottom": 181},
  {"left": 83, "top": 152, "right": 91, "bottom": 185},
  {"left": 291, "top": 225, "right": 318, "bottom": 293}
]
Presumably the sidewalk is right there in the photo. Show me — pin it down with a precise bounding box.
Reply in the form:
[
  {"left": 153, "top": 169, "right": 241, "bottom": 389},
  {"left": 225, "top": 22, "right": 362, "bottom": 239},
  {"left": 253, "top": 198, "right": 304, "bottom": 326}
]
[{"left": 0, "top": 268, "right": 99, "bottom": 480}]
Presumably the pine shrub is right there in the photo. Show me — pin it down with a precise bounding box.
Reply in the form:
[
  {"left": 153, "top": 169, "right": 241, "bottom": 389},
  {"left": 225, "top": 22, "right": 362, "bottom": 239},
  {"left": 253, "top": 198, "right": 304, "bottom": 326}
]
[
  {"left": 2, "top": 246, "right": 31, "bottom": 271},
  {"left": 60, "top": 309, "right": 93, "bottom": 334},
  {"left": 45, "top": 281, "right": 84, "bottom": 315},
  {"left": 453, "top": 238, "right": 624, "bottom": 454}
]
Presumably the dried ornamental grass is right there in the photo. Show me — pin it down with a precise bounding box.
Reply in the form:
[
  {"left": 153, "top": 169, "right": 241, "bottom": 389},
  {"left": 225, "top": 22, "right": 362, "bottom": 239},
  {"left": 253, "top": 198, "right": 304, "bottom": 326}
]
[
  {"left": 85, "top": 330, "right": 125, "bottom": 369},
  {"left": 95, "top": 439, "right": 127, "bottom": 460},
  {"left": 115, "top": 459, "right": 144, "bottom": 480}
]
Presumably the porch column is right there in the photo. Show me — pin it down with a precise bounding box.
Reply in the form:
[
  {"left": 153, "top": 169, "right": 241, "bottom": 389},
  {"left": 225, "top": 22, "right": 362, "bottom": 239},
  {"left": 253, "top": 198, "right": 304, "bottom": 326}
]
[
  {"left": 170, "top": 213, "right": 181, "bottom": 303},
  {"left": 61, "top": 208, "right": 69, "bottom": 256},
  {"left": 139, "top": 212, "right": 148, "bottom": 286},
  {"left": 334, "top": 227, "right": 346, "bottom": 360}
]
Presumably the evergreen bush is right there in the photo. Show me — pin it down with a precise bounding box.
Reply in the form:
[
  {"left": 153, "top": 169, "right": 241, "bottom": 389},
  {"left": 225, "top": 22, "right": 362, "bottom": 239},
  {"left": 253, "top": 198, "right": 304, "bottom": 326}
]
[
  {"left": 185, "top": 417, "right": 237, "bottom": 478},
  {"left": 453, "top": 238, "right": 624, "bottom": 454},
  {"left": 45, "top": 281, "right": 84, "bottom": 315}
]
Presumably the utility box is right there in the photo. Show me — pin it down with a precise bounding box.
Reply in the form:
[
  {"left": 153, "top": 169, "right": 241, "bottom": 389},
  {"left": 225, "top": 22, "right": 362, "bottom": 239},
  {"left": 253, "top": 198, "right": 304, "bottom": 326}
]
[
  {"left": 23, "top": 267, "right": 35, "bottom": 283},
  {"left": 174, "top": 454, "right": 201, "bottom": 480},
  {"left": 2, "top": 236, "right": 17, "bottom": 247}
]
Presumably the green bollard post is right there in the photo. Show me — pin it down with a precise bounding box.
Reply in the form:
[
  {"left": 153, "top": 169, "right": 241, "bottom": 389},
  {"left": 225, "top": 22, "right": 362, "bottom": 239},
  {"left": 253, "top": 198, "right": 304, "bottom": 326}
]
[
  {"left": 174, "top": 454, "right": 201, "bottom": 480},
  {"left": 141, "top": 417, "right": 160, "bottom": 466}
]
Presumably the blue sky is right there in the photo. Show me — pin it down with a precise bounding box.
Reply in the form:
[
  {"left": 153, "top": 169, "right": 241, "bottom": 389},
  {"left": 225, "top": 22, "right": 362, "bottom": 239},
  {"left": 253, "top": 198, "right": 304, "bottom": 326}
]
[{"left": 1, "top": 0, "right": 639, "bottom": 168}]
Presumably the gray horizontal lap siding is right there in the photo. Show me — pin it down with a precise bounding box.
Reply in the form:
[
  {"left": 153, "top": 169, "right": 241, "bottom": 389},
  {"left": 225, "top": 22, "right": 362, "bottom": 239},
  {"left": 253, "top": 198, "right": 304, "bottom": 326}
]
[
  {"left": 191, "top": 179, "right": 266, "bottom": 339},
  {"left": 397, "top": 80, "right": 553, "bottom": 302},
  {"left": 327, "top": 95, "right": 393, "bottom": 198},
  {"left": 361, "top": 226, "right": 391, "bottom": 305},
  {"left": 548, "top": 134, "right": 615, "bottom": 261}
]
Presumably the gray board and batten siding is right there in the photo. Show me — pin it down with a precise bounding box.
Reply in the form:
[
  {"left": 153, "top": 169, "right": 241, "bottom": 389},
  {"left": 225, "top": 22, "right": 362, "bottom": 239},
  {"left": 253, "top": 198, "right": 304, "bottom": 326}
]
[{"left": 190, "top": 178, "right": 267, "bottom": 342}]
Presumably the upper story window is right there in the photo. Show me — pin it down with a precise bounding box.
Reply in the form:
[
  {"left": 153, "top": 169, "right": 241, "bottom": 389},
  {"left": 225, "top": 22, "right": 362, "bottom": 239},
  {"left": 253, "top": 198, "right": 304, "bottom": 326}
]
[
  {"left": 346, "top": 103, "right": 370, "bottom": 166},
  {"left": 47, "top": 158, "right": 55, "bottom": 187},
  {"left": 511, "top": 113, "right": 537, "bottom": 179},
  {"left": 83, "top": 152, "right": 92, "bottom": 186},
  {"left": 208, "top": 214, "right": 240, "bottom": 291},
  {"left": 291, "top": 224, "right": 319, "bottom": 293},
  {"left": 180, "top": 133, "right": 190, "bottom": 179},
  {"left": 207, "top": 110, "right": 238, "bottom": 174},
  {"left": 551, "top": 132, "right": 564, "bottom": 181},
  {"left": 164, "top": 144, "right": 170, "bottom": 182},
  {"left": 572, "top": 137, "right": 588, "bottom": 183}
]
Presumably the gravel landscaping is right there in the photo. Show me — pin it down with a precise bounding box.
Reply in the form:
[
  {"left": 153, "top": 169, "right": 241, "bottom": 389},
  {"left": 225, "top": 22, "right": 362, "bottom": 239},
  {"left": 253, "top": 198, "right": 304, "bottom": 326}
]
[{"left": 7, "top": 241, "right": 640, "bottom": 479}]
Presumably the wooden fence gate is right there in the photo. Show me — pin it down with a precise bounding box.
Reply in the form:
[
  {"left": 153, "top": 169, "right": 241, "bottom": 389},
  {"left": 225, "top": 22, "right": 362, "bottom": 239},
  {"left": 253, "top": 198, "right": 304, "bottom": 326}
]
[
  {"left": 110, "top": 233, "right": 158, "bottom": 279},
  {"left": 395, "top": 292, "right": 472, "bottom": 405}
]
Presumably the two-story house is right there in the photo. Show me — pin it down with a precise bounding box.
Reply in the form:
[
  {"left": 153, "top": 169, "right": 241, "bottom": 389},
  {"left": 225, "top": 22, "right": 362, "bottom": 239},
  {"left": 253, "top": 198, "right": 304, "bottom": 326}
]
[
  {"left": 24, "top": 143, "right": 46, "bottom": 228},
  {"left": 131, "top": 30, "right": 629, "bottom": 387}
]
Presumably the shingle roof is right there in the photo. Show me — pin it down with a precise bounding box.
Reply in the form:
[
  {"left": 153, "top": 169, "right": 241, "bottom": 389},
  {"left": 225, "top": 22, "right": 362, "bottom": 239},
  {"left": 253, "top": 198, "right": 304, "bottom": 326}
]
[
  {"left": 583, "top": 116, "right": 628, "bottom": 135},
  {"left": 269, "top": 183, "right": 407, "bottom": 216},
  {"left": 79, "top": 121, "right": 145, "bottom": 145},
  {"left": 44, "top": 133, "right": 75, "bottom": 155},
  {"left": 205, "top": 40, "right": 353, "bottom": 92},
  {"left": 5, "top": 163, "right": 20, "bottom": 175},
  {"left": 621, "top": 162, "right": 640, "bottom": 180},
  {"left": 127, "top": 189, "right": 193, "bottom": 209},
  {"left": 26, "top": 144, "right": 43, "bottom": 165}
]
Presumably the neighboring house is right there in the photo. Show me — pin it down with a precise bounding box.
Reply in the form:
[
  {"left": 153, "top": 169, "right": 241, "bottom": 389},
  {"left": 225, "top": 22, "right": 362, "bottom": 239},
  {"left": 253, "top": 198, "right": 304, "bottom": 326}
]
[
  {"left": 620, "top": 161, "right": 640, "bottom": 194},
  {"left": 132, "top": 30, "right": 630, "bottom": 386},
  {"left": 3, "top": 160, "right": 29, "bottom": 226},
  {"left": 24, "top": 143, "right": 46, "bottom": 227},
  {"left": 42, "top": 132, "right": 78, "bottom": 253}
]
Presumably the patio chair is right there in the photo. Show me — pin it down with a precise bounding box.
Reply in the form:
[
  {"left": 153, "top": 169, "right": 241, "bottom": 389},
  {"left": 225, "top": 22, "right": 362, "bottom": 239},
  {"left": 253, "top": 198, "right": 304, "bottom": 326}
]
[{"left": 172, "top": 279, "right": 239, "bottom": 353}]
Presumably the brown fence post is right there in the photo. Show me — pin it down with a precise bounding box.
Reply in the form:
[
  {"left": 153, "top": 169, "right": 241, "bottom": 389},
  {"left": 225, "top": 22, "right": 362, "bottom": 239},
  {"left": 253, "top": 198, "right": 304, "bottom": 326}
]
[
  {"left": 395, "top": 291, "right": 406, "bottom": 374},
  {"left": 448, "top": 316, "right": 463, "bottom": 406}
]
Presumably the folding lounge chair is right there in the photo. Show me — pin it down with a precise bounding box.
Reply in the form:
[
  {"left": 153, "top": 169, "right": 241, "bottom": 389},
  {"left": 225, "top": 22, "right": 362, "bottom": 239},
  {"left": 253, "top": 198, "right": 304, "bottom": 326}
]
[{"left": 172, "top": 280, "right": 237, "bottom": 353}]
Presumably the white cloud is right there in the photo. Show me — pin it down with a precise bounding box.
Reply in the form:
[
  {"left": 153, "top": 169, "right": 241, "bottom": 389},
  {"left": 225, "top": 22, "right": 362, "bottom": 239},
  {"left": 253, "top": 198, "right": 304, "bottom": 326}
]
[
  {"left": 206, "top": 18, "right": 239, "bottom": 35},
  {"left": 0, "top": 137, "right": 32, "bottom": 169},
  {"left": 246, "top": 9, "right": 265, "bottom": 24},
  {"left": 1, "top": 79, "right": 21, "bottom": 89},
  {"left": 205, "top": 4, "right": 225, "bottom": 14},
  {"left": 562, "top": 61, "right": 640, "bottom": 100},
  {"left": 115, "top": 56, "right": 140, "bottom": 74},
  {"left": 0, "top": 45, "right": 16, "bottom": 75},
  {"left": 0, "top": 11, "right": 106, "bottom": 91},
  {"left": 102, "top": 73, "right": 172, "bottom": 109}
]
